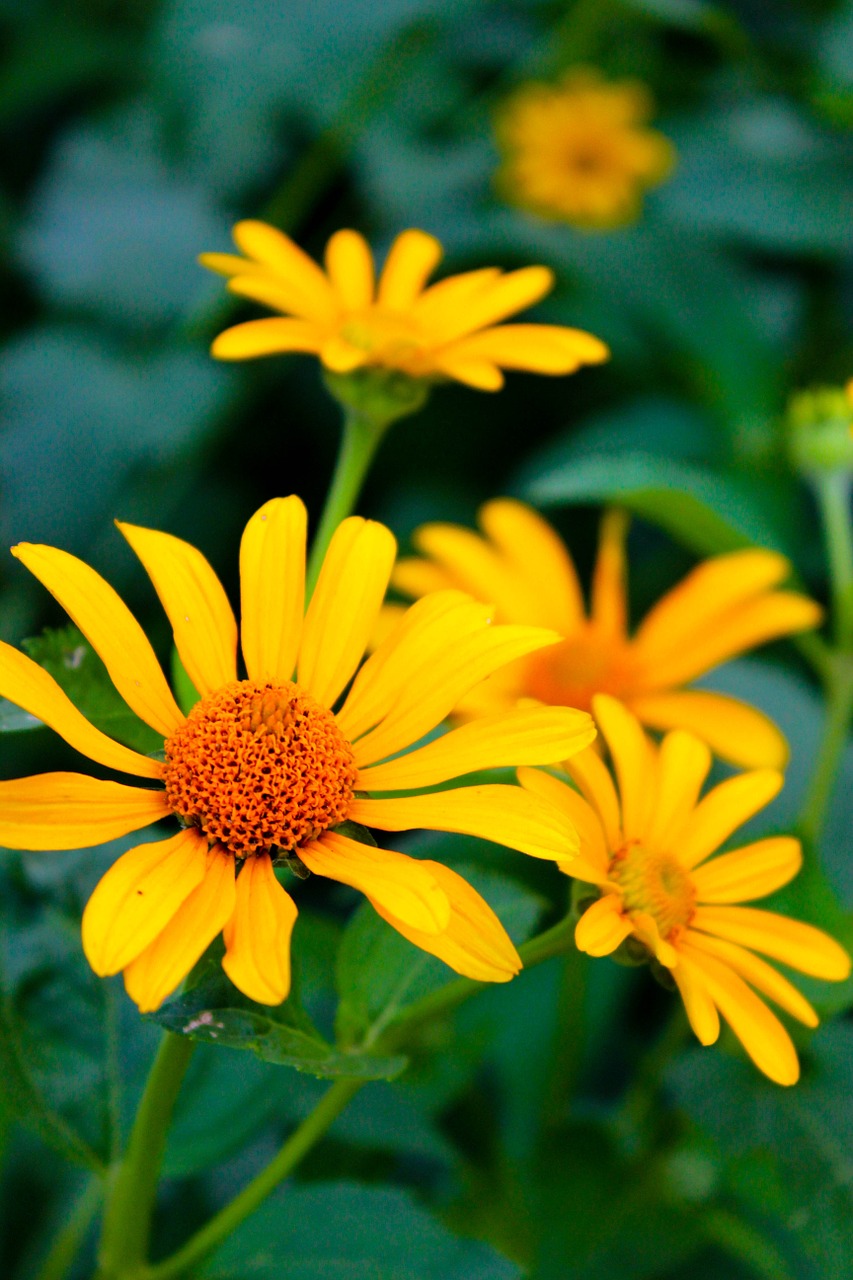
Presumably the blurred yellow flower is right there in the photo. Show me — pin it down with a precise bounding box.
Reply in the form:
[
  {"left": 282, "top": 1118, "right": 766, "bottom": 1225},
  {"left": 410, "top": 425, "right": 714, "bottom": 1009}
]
[
  {"left": 200, "top": 222, "right": 608, "bottom": 390},
  {"left": 494, "top": 69, "right": 675, "bottom": 229},
  {"left": 520, "top": 696, "right": 850, "bottom": 1085},
  {"left": 390, "top": 500, "right": 822, "bottom": 769},
  {"left": 0, "top": 498, "right": 595, "bottom": 1012}
]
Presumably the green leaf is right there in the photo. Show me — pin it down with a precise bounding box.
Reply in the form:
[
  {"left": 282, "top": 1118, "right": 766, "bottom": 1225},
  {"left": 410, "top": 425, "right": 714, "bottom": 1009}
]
[
  {"left": 0, "top": 699, "right": 42, "bottom": 733},
  {"left": 22, "top": 625, "right": 163, "bottom": 755},
  {"left": 200, "top": 1181, "right": 521, "bottom": 1279},
  {"left": 150, "top": 968, "right": 406, "bottom": 1081}
]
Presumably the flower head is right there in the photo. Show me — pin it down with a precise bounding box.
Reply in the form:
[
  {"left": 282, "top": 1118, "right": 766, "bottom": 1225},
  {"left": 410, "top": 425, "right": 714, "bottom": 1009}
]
[
  {"left": 390, "top": 500, "right": 822, "bottom": 769},
  {"left": 200, "top": 223, "right": 608, "bottom": 391},
  {"left": 494, "top": 68, "right": 675, "bottom": 229},
  {"left": 520, "top": 696, "right": 850, "bottom": 1084},
  {"left": 0, "top": 498, "right": 595, "bottom": 1012}
]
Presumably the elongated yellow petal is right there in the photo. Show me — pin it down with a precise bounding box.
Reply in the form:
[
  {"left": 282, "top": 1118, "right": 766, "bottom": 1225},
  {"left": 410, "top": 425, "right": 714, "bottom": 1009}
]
[
  {"left": 369, "top": 859, "right": 520, "bottom": 982},
  {"left": 82, "top": 828, "right": 208, "bottom": 975},
  {"left": 377, "top": 229, "right": 442, "bottom": 309},
  {"left": 0, "top": 773, "right": 169, "bottom": 850},
  {"left": 325, "top": 229, "right": 375, "bottom": 310},
  {"left": 575, "top": 894, "right": 632, "bottom": 956},
  {"left": 592, "top": 694, "right": 655, "bottom": 841},
  {"left": 199, "top": 251, "right": 255, "bottom": 278},
  {"left": 670, "top": 956, "right": 720, "bottom": 1045},
  {"left": 391, "top": 557, "right": 456, "bottom": 599},
  {"left": 693, "top": 837, "right": 802, "bottom": 904},
  {"left": 691, "top": 906, "right": 851, "bottom": 980},
  {"left": 231, "top": 221, "right": 337, "bottom": 322},
  {"left": 411, "top": 522, "right": 542, "bottom": 625},
  {"left": 298, "top": 517, "right": 397, "bottom": 709},
  {"left": 300, "top": 831, "right": 449, "bottom": 934},
  {"left": 644, "top": 729, "right": 711, "bottom": 851},
  {"left": 423, "top": 266, "right": 555, "bottom": 343},
  {"left": 227, "top": 273, "right": 324, "bottom": 320},
  {"left": 123, "top": 845, "right": 236, "bottom": 1012},
  {"left": 478, "top": 499, "right": 586, "bottom": 631},
  {"left": 212, "top": 316, "right": 325, "bottom": 360},
  {"left": 319, "top": 335, "right": 369, "bottom": 373},
  {"left": 517, "top": 767, "right": 610, "bottom": 878},
  {"left": 240, "top": 496, "right": 306, "bottom": 682},
  {"left": 590, "top": 510, "right": 629, "bottom": 638},
  {"left": 446, "top": 324, "right": 608, "bottom": 373},
  {"left": 678, "top": 770, "right": 783, "bottom": 870},
  {"left": 351, "top": 783, "right": 578, "bottom": 861},
  {"left": 629, "top": 690, "right": 789, "bottom": 771},
  {"left": 0, "top": 641, "right": 162, "bottom": 779},
  {"left": 684, "top": 930, "right": 817, "bottom": 1027},
  {"left": 11, "top": 543, "right": 183, "bottom": 738},
  {"left": 430, "top": 352, "right": 504, "bottom": 390},
  {"left": 222, "top": 853, "right": 297, "bottom": 1005},
  {"left": 563, "top": 746, "right": 621, "bottom": 849},
  {"left": 357, "top": 705, "right": 594, "bottom": 792},
  {"left": 679, "top": 940, "right": 800, "bottom": 1085},
  {"left": 118, "top": 522, "right": 238, "bottom": 699}
]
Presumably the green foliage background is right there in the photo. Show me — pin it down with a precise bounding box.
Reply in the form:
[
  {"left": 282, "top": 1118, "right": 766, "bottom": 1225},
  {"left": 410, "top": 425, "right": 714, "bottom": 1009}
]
[{"left": 0, "top": 0, "right": 852, "bottom": 1277}]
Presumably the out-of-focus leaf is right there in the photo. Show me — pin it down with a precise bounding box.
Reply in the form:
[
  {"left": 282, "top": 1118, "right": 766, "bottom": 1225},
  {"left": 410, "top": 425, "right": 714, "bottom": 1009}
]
[
  {"left": 22, "top": 626, "right": 162, "bottom": 755},
  {"left": 200, "top": 1181, "right": 521, "bottom": 1279},
  {"left": 0, "top": 699, "right": 41, "bottom": 733}
]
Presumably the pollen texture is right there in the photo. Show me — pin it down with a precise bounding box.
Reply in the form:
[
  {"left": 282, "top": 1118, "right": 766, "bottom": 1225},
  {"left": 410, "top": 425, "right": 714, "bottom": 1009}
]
[
  {"left": 611, "top": 841, "right": 696, "bottom": 938},
  {"left": 163, "top": 680, "right": 357, "bottom": 858}
]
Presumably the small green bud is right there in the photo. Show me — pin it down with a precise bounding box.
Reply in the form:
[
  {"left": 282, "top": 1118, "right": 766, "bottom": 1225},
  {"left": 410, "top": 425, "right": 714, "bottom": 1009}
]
[
  {"left": 787, "top": 384, "right": 853, "bottom": 475},
  {"left": 323, "top": 367, "right": 430, "bottom": 431}
]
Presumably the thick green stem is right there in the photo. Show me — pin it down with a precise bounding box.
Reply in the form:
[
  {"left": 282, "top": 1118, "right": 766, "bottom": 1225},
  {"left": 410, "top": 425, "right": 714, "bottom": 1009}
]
[
  {"left": 305, "top": 409, "right": 388, "bottom": 596},
  {"left": 34, "top": 1176, "right": 102, "bottom": 1280},
  {"left": 798, "top": 657, "right": 853, "bottom": 847},
  {"left": 96, "top": 1033, "right": 195, "bottom": 1279},
  {"left": 143, "top": 1077, "right": 362, "bottom": 1280},
  {"left": 815, "top": 470, "right": 853, "bottom": 651}
]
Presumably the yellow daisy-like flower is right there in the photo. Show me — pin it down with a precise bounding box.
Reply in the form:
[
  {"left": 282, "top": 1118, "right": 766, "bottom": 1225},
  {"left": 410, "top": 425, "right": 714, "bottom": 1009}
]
[
  {"left": 200, "top": 222, "right": 609, "bottom": 391},
  {"left": 520, "top": 696, "right": 850, "bottom": 1085},
  {"left": 494, "top": 69, "right": 675, "bottom": 229},
  {"left": 0, "top": 498, "right": 596, "bottom": 1013},
  {"left": 390, "top": 500, "right": 822, "bottom": 770}
]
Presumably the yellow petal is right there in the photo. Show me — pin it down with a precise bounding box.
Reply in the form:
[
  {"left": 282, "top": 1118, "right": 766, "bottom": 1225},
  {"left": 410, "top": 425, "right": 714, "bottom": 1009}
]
[
  {"left": 693, "top": 837, "right": 802, "bottom": 904},
  {"left": 240, "top": 496, "right": 306, "bottom": 682},
  {"left": 679, "top": 940, "right": 800, "bottom": 1085},
  {"left": 412, "top": 267, "right": 502, "bottom": 331},
  {"left": 300, "top": 831, "right": 449, "bottom": 934},
  {"left": 423, "top": 266, "right": 555, "bottom": 343},
  {"left": 684, "top": 930, "right": 817, "bottom": 1028},
  {"left": 644, "top": 729, "right": 711, "bottom": 851},
  {"left": 629, "top": 690, "right": 789, "bottom": 771},
  {"left": 430, "top": 352, "right": 504, "bottom": 390},
  {"left": 350, "top": 783, "right": 579, "bottom": 861},
  {"left": 445, "top": 324, "right": 609, "bottom": 373},
  {"left": 0, "top": 641, "right": 162, "bottom": 779},
  {"left": 370, "top": 858, "right": 521, "bottom": 982},
  {"left": 670, "top": 956, "right": 720, "bottom": 1045},
  {"left": 631, "top": 910, "right": 678, "bottom": 968},
  {"left": 231, "top": 221, "right": 337, "bottom": 322},
  {"left": 356, "top": 705, "right": 595, "bottom": 791},
  {"left": 591, "top": 694, "right": 655, "bottom": 841},
  {"left": 319, "top": 335, "right": 369, "bottom": 373},
  {"left": 227, "top": 273, "right": 325, "bottom": 321},
  {"left": 411, "top": 521, "right": 542, "bottom": 625},
  {"left": 123, "top": 845, "right": 236, "bottom": 1012},
  {"left": 199, "top": 251, "right": 255, "bottom": 278},
  {"left": 0, "top": 772, "right": 169, "bottom": 850},
  {"left": 82, "top": 827, "right": 208, "bottom": 975},
  {"left": 691, "top": 906, "right": 851, "bottom": 981},
  {"left": 11, "top": 543, "right": 183, "bottom": 738},
  {"left": 324, "top": 229, "right": 375, "bottom": 311},
  {"left": 575, "top": 894, "right": 632, "bottom": 956},
  {"left": 377, "top": 230, "right": 442, "bottom": 309},
  {"left": 211, "top": 317, "right": 325, "bottom": 360},
  {"left": 516, "top": 766, "right": 610, "bottom": 877},
  {"left": 478, "top": 499, "right": 585, "bottom": 631},
  {"left": 563, "top": 745, "right": 621, "bottom": 849},
  {"left": 590, "top": 510, "right": 629, "bottom": 638},
  {"left": 298, "top": 517, "right": 397, "bottom": 708},
  {"left": 222, "top": 853, "right": 297, "bottom": 1005},
  {"left": 678, "top": 770, "right": 783, "bottom": 870},
  {"left": 117, "top": 521, "right": 237, "bottom": 698},
  {"left": 391, "top": 557, "right": 456, "bottom": 599}
]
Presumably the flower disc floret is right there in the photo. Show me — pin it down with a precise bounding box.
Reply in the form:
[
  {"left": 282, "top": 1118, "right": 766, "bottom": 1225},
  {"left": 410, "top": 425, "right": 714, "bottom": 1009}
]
[
  {"left": 612, "top": 841, "right": 696, "bottom": 938},
  {"left": 163, "top": 679, "right": 357, "bottom": 858}
]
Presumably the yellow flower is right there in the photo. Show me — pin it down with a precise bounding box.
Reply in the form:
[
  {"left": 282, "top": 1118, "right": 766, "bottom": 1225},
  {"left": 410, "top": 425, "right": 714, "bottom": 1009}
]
[
  {"left": 200, "top": 223, "right": 609, "bottom": 390},
  {"left": 0, "top": 498, "right": 595, "bottom": 1012},
  {"left": 494, "top": 69, "right": 675, "bottom": 229},
  {"left": 390, "top": 500, "right": 822, "bottom": 770},
  {"left": 520, "top": 696, "right": 850, "bottom": 1085}
]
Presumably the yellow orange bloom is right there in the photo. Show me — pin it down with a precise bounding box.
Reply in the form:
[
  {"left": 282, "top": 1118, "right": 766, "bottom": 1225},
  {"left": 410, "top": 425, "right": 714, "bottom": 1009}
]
[
  {"left": 200, "top": 223, "right": 609, "bottom": 391},
  {"left": 390, "top": 500, "right": 822, "bottom": 769},
  {"left": 0, "top": 499, "right": 596, "bottom": 1012},
  {"left": 494, "top": 69, "right": 675, "bottom": 229},
  {"left": 520, "top": 696, "right": 850, "bottom": 1085}
]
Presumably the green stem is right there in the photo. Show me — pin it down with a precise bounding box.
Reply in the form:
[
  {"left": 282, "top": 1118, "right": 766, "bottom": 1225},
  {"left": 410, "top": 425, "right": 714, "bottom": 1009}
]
[
  {"left": 143, "top": 1078, "right": 362, "bottom": 1280},
  {"left": 815, "top": 469, "right": 853, "bottom": 651},
  {"left": 305, "top": 409, "right": 388, "bottom": 596},
  {"left": 798, "top": 657, "right": 853, "bottom": 847},
  {"left": 34, "top": 1176, "right": 102, "bottom": 1280},
  {"left": 96, "top": 1032, "right": 195, "bottom": 1280}
]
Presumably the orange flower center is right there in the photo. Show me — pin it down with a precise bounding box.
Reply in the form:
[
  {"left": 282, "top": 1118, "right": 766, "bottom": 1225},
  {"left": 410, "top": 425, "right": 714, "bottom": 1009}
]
[
  {"left": 524, "top": 627, "right": 631, "bottom": 711},
  {"left": 611, "top": 841, "right": 696, "bottom": 939},
  {"left": 162, "top": 679, "right": 357, "bottom": 859},
  {"left": 340, "top": 309, "right": 423, "bottom": 364}
]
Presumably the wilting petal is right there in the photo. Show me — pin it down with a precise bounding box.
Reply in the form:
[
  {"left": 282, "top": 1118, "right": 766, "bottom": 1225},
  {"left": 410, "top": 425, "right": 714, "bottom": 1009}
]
[
  {"left": 629, "top": 690, "right": 789, "bottom": 771},
  {"left": 222, "top": 853, "right": 297, "bottom": 1005},
  {"left": 0, "top": 773, "right": 169, "bottom": 850},
  {"left": 301, "top": 832, "right": 449, "bottom": 934},
  {"left": 691, "top": 905, "right": 851, "bottom": 980},
  {"left": 678, "top": 770, "right": 783, "bottom": 870},
  {"left": 82, "top": 827, "right": 208, "bottom": 976},
  {"left": 693, "top": 837, "right": 802, "bottom": 904},
  {"left": 377, "top": 230, "right": 442, "bottom": 309},
  {"left": 575, "top": 894, "right": 632, "bottom": 957},
  {"left": 240, "top": 496, "right": 306, "bottom": 683},
  {"left": 684, "top": 930, "right": 817, "bottom": 1028},
  {"left": 324, "top": 229, "right": 375, "bottom": 310}
]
